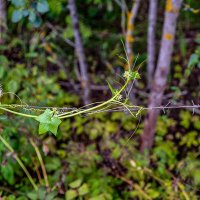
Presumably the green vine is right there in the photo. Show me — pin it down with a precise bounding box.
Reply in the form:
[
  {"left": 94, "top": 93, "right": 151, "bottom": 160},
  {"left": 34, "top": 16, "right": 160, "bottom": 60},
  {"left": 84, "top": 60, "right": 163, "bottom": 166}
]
[
  {"left": 0, "top": 58, "right": 144, "bottom": 191},
  {"left": 0, "top": 70, "right": 143, "bottom": 136}
]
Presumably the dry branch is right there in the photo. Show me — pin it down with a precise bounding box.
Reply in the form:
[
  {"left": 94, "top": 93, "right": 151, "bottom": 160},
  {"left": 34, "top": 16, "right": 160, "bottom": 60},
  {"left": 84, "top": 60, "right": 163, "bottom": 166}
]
[{"left": 68, "top": 0, "right": 91, "bottom": 105}]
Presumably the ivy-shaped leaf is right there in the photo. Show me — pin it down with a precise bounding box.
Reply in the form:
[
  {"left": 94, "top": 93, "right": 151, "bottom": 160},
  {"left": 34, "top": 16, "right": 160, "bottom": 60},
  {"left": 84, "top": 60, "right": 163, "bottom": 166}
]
[{"left": 35, "top": 109, "right": 61, "bottom": 136}]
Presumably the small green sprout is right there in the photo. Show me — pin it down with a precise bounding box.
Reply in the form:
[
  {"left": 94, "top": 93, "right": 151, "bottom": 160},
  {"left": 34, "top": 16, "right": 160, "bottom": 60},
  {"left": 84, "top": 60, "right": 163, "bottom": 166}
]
[
  {"left": 107, "top": 81, "right": 123, "bottom": 101},
  {"left": 123, "top": 70, "right": 140, "bottom": 81}
]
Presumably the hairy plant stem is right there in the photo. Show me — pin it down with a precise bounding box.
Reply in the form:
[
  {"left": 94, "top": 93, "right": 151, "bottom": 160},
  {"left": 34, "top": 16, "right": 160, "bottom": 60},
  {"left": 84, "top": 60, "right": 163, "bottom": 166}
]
[
  {"left": 0, "top": 132, "right": 38, "bottom": 191},
  {"left": 59, "top": 80, "right": 130, "bottom": 119},
  {"left": 0, "top": 106, "right": 37, "bottom": 118},
  {"left": 0, "top": 79, "right": 130, "bottom": 120}
]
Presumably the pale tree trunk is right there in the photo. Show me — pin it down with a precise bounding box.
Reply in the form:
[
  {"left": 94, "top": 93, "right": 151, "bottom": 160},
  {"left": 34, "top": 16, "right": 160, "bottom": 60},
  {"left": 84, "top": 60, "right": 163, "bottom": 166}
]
[
  {"left": 0, "top": 0, "right": 6, "bottom": 44},
  {"left": 147, "top": 0, "right": 158, "bottom": 88},
  {"left": 68, "top": 0, "right": 91, "bottom": 105},
  {"left": 140, "top": 0, "right": 183, "bottom": 152},
  {"left": 125, "top": 0, "right": 141, "bottom": 69}
]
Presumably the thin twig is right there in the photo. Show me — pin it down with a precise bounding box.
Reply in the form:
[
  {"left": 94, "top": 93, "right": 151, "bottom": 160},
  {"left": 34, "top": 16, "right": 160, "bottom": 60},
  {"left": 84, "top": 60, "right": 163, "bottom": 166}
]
[
  {"left": 177, "top": 182, "right": 190, "bottom": 200},
  {"left": 30, "top": 139, "right": 49, "bottom": 188},
  {"left": 31, "top": 156, "right": 43, "bottom": 185},
  {"left": 115, "top": 174, "right": 152, "bottom": 200}
]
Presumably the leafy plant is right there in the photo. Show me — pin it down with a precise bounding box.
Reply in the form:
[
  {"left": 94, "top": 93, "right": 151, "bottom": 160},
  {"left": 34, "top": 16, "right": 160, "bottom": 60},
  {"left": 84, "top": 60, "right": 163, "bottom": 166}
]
[
  {"left": 10, "top": 0, "right": 49, "bottom": 27},
  {"left": 0, "top": 62, "right": 143, "bottom": 192},
  {"left": 0, "top": 68, "right": 143, "bottom": 137}
]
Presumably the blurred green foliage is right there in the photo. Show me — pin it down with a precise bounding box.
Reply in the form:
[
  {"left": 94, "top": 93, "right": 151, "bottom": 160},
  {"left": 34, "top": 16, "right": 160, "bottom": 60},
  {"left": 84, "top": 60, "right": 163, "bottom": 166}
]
[
  {"left": 0, "top": 0, "right": 200, "bottom": 199},
  {"left": 10, "top": 0, "right": 49, "bottom": 26}
]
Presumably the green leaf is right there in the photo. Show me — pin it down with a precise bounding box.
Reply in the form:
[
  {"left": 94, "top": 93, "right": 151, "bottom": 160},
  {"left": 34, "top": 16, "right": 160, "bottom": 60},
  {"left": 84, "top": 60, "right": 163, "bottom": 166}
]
[
  {"left": 12, "top": 10, "right": 23, "bottom": 23},
  {"left": 29, "top": 11, "right": 36, "bottom": 22},
  {"left": 78, "top": 183, "right": 89, "bottom": 196},
  {"left": 65, "top": 190, "right": 78, "bottom": 200},
  {"left": 80, "top": 22, "right": 92, "bottom": 39},
  {"left": 27, "top": 191, "right": 37, "bottom": 200},
  {"left": 25, "top": 52, "right": 38, "bottom": 58},
  {"left": 69, "top": 179, "right": 82, "bottom": 189},
  {"left": 45, "top": 157, "right": 61, "bottom": 172},
  {"left": 0, "top": 66, "right": 6, "bottom": 79},
  {"left": 35, "top": 109, "right": 62, "bottom": 135},
  {"left": 31, "top": 16, "right": 42, "bottom": 28},
  {"left": 7, "top": 195, "right": 16, "bottom": 200},
  {"left": 188, "top": 54, "right": 199, "bottom": 67},
  {"left": 37, "top": 0, "right": 49, "bottom": 13},
  {"left": 45, "top": 191, "right": 58, "bottom": 200},
  {"left": 22, "top": 9, "right": 29, "bottom": 17},
  {"left": 37, "top": 187, "right": 46, "bottom": 200},
  {"left": 48, "top": 0, "right": 65, "bottom": 15},
  {"left": 1, "top": 163, "right": 15, "bottom": 185},
  {"left": 147, "top": 189, "right": 160, "bottom": 198},
  {"left": 7, "top": 79, "right": 20, "bottom": 93},
  {"left": 11, "top": 0, "right": 25, "bottom": 7},
  {"left": 16, "top": 196, "right": 28, "bottom": 200},
  {"left": 111, "top": 146, "right": 121, "bottom": 159},
  {"left": 180, "top": 110, "right": 191, "bottom": 129},
  {"left": 89, "top": 194, "right": 106, "bottom": 200},
  {"left": 193, "top": 119, "right": 200, "bottom": 130}
]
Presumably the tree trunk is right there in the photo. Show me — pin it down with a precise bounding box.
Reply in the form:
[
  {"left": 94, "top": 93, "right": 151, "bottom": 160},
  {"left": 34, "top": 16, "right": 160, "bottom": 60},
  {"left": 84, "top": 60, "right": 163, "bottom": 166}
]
[
  {"left": 68, "top": 0, "right": 91, "bottom": 105},
  {"left": 0, "top": 0, "right": 6, "bottom": 44},
  {"left": 140, "top": 0, "right": 183, "bottom": 152},
  {"left": 147, "top": 0, "right": 158, "bottom": 88}
]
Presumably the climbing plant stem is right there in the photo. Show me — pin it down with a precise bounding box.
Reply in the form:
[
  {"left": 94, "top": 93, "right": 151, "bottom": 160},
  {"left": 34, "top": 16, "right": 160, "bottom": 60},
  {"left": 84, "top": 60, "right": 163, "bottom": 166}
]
[
  {"left": 0, "top": 132, "right": 38, "bottom": 191},
  {"left": 0, "top": 107, "right": 37, "bottom": 118},
  {"left": 59, "top": 80, "right": 130, "bottom": 119}
]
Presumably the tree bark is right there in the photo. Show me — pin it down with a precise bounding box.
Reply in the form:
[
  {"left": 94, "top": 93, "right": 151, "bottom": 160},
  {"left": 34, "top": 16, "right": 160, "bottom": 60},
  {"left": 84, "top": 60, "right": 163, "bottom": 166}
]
[
  {"left": 147, "top": 0, "right": 158, "bottom": 88},
  {"left": 68, "top": 0, "right": 91, "bottom": 105},
  {"left": 140, "top": 0, "right": 183, "bottom": 152},
  {"left": 0, "top": 0, "right": 6, "bottom": 44}
]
